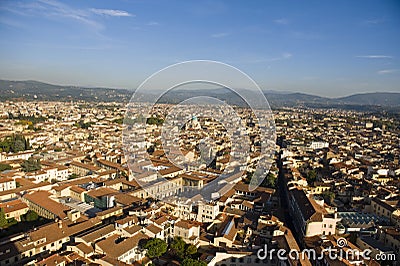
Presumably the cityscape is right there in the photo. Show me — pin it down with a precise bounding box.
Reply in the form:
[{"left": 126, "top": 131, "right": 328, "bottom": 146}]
[{"left": 1, "top": 1, "right": 400, "bottom": 266}]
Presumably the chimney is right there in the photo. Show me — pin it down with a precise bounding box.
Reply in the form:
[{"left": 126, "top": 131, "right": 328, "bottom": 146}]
[{"left": 58, "top": 220, "right": 62, "bottom": 229}]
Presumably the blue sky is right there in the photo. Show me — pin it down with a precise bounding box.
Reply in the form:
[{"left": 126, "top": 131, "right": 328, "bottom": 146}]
[{"left": 0, "top": 0, "right": 399, "bottom": 97}]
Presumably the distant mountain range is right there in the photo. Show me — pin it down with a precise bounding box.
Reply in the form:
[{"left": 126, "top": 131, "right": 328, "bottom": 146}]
[
  {"left": 0, "top": 80, "right": 132, "bottom": 103},
  {"left": 1, "top": 79, "right": 399, "bottom": 111}
]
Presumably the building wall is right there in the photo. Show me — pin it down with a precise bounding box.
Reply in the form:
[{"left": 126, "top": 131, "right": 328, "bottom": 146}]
[
  {"left": 4, "top": 207, "right": 29, "bottom": 221},
  {"left": 23, "top": 200, "right": 56, "bottom": 220},
  {"left": 371, "top": 200, "right": 393, "bottom": 220},
  {"left": 198, "top": 203, "right": 219, "bottom": 223},
  {"left": 174, "top": 225, "right": 199, "bottom": 245},
  {"left": 0, "top": 180, "right": 16, "bottom": 192}
]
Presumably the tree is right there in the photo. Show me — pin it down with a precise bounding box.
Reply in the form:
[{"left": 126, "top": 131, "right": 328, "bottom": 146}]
[
  {"left": 146, "top": 117, "right": 164, "bottom": 126},
  {"left": 322, "top": 191, "right": 335, "bottom": 204},
  {"left": 0, "top": 208, "right": 8, "bottom": 227},
  {"left": 25, "top": 210, "right": 39, "bottom": 222},
  {"left": 0, "top": 134, "right": 30, "bottom": 153},
  {"left": 68, "top": 173, "right": 79, "bottom": 180},
  {"left": 185, "top": 244, "right": 197, "bottom": 257},
  {"left": 181, "top": 258, "right": 207, "bottom": 266},
  {"left": 21, "top": 157, "right": 41, "bottom": 172},
  {"left": 144, "top": 238, "right": 167, "bottom": 260},
  {"left": 306, "top": 169, "right": 317, "bottom": 185},
  {"left": 170, "top": 236, "right": 186, "bottom": 259},
  {"left": 262, "top": 173, "right": 277, "bottom": 188},
  {"left": 0, "top": 163, "right": 12, "bottom": 172}
]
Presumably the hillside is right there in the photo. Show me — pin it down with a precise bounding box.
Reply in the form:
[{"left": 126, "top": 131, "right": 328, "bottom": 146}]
[{"left": 1, "top": 80, "right": 399, "bottom": 110}]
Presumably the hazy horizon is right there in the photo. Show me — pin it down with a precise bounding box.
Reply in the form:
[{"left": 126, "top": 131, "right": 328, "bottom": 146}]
[
  {"left": 1, "top": 0, "right": 399, "bottom": 97},
  {"left": 2, "top": 78, "right": 400, "bottom": 99}
]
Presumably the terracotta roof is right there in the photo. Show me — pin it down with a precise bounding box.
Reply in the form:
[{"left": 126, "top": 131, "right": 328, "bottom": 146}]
[
  {"left": 70, "top": 161, "right": 101, "bottom": 171},
  {"left": 242, "top": 200, "right": 254, "bottom": 209},
  {"left": 0, "top": 177, "right": 13, "bottom": 183},
  {"left": 0, "top": 218, "right": 102, "bottom": 261},
  {"left": 96, "top": 232, "right": 149, "bottom": 258},
  {"left": 217, "top": 216, "right": 237, "bottom": 241},
  {"left": 153, "top": 215, "right": 168, "bottom": 225},
  {"left": 70, "top": 185, "right": 86, "bottom": 194},
  {"left": 98, "top": 169, "right": 118, "bottom": 177},
  {"left": 0, "top": 199, "right": 28, "bottom": 213},
  {"left": 123, "top": 225, "right": 142, "bottom": 235},
  {"left": 36, "top": 254, "right": 68, "bottom": 266},
  {"left": 291, "top": 188, "right": 325, "bottom": 222},
  {"left": 115, "top": 193, "right": 142, "bottom": 206},
  {"left": 75, "top": 242, "right": 93, "bottom": 254},
  {"left": 96, "top": 206, "right": 123, "bottom": 217},
  {"left": 53, "top": 184, "right": 69, "bottom": 192},
  {"left": 145, "top": 224, "right": 162, "bottom": 234},
  {"left": 23, "top": 191, "right": 71, "bottom": 219},
  {"left": 97, "top": 159, "right": 125, "bottom": 171},
  {"left": 234, "top": 182, "right": 275, "bottom": 194},
  {"left": 86, "top": 187, "right": 118, "bottom": 198},
  {"left": 175, "top": 219, "right": 199, "bottom": 230},
  {"left": 115, "top": 215, "right": 138, "bottom": 225},
  {"left": 159, "top": 166, "right": 183, "bottom": 176},
  {"left": 62, "top": 176, "right": 102, "bottom": 186},
  {"left": 80, "top": 224, "right": 116, "bottom": 244}
]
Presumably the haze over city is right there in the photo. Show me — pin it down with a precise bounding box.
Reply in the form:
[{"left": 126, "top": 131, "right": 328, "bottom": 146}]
[{"left": 0, "top": 0, "right": 400, "bottom": 97}]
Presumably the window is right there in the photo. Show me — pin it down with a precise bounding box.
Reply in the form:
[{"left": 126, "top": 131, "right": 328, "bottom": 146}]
[{"left": 231, "top": 258, "right": 236, "bottom": 262}]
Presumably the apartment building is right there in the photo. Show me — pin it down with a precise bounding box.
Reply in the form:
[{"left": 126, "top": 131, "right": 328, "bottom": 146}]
[{"left": 289, "top": 188, "right": 338, "bottom": 238}]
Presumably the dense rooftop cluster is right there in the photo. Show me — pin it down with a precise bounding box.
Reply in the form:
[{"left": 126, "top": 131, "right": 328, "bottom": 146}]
[{"left": 0, "top": 101, "right": 399, "bottom": 266}]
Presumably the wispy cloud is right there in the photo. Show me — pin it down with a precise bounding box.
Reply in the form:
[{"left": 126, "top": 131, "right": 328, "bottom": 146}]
[
  {"left": 0, "top": 17, "right": 26, "bottom": 28},
  {"left": 211, "top": 32, "right": 230, "bottom": 38},
  {"left": 282, "top": 52, "right": 292, "bottom": 59},
  {"left": 363, "top": 18, "right": 385, "bottom": 25},
  {"left": 356, "top": 55, "right": 393, "bottom": 59},
  {"left": 147, "top": 21, "right": 159, "bottom": 26},
  {"left": 377, "top": 69, "right": 399, "bottom": 75},
  {"left": 273, "top": 18, "right": 289, "bottom": 25},
  {"left": 90, "top": 8, "right": 133, "bottom": 17},
  {"left": 4, "top": 0, "right": 133, "bottom": 32},
  {"left": 237, "top": 52, "right": 293, "bottom": 64},
  {"left": 15, "top": 0, "right": 103, "bottom": 30}
]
